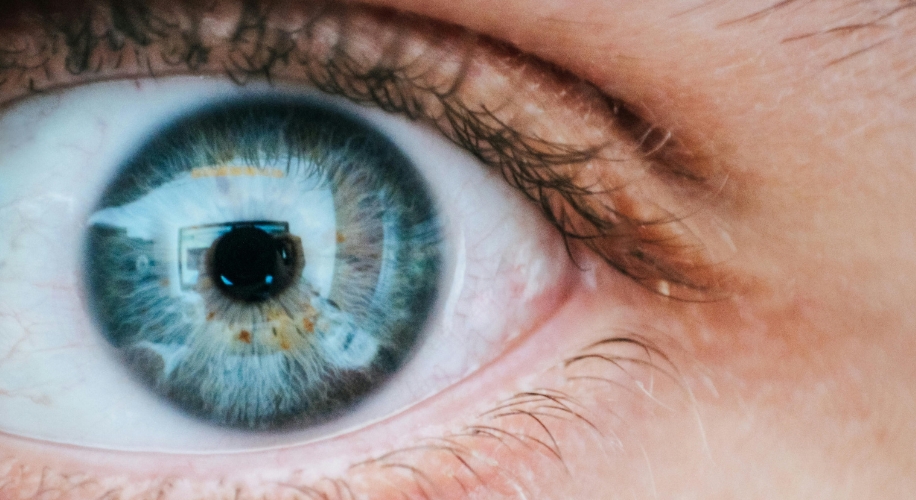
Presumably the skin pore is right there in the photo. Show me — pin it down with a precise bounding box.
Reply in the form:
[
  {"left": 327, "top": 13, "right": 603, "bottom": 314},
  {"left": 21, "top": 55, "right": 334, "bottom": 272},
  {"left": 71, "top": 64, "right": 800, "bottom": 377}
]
[{"left": 0, "top": 0, "right": 915, "bottom": 498}]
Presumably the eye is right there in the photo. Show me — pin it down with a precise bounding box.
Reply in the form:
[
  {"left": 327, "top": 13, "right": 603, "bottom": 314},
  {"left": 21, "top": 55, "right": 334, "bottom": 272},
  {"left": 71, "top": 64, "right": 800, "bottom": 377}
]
[
  {"left": 0, "top": 0, "right": 722, "bottom": 494},
  {"left": 0, "top": 77, "right": 574, "bottom": 450}
]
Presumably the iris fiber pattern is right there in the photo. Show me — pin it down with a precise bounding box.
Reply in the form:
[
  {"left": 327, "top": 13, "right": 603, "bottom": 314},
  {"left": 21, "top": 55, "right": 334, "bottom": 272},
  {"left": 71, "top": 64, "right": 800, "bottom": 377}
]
[{"left": 84, "top": 98, "right": 442, "bottom": 430}]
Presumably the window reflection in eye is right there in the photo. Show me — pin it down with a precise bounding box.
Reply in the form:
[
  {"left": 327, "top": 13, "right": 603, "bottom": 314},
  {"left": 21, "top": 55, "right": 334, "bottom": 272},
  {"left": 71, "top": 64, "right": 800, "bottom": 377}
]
[{"left": 0, "top": 0, "right": 721, "bottom": 496}]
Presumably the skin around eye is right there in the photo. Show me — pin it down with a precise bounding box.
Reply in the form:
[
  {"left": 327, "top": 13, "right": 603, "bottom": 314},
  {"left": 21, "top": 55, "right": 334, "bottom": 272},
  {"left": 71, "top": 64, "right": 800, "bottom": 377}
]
[{"left": 13, "top": 1, "right": 908, "bottom": 499}]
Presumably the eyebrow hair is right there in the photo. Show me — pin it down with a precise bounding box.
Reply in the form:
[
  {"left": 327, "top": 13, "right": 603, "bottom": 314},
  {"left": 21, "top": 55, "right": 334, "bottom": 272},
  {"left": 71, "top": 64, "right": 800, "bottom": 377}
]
[
  {"left": 719, "top": 0, "right": 916, "bottom": 68},
  {"left": 717, "top": 0, "right": 807, "bottom": 26}
]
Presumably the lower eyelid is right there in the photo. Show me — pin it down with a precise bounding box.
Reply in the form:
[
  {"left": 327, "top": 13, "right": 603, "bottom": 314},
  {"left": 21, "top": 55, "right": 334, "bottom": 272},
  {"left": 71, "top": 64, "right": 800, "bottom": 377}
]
[{"left": 0, "top": 261, "right": 693, "bottom": 500}]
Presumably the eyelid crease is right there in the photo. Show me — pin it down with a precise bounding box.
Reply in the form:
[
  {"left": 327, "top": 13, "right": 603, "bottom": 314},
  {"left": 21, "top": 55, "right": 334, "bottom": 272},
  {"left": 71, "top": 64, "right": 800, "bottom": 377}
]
[{"left": 0, "top": 0, "right": 728, "bottom": 299}]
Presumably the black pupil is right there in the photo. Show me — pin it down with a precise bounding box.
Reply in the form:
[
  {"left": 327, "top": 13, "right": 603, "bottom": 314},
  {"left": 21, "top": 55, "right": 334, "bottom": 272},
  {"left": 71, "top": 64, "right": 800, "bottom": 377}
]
[{"left": 210, "top": 226, "right": 295, "bottom": 302}]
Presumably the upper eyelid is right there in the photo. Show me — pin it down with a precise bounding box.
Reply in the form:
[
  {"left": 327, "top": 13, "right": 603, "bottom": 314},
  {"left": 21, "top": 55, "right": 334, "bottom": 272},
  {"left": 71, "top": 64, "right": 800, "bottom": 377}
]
[{"left": 0, "top": 0, "right": 726, "bottom": 299}]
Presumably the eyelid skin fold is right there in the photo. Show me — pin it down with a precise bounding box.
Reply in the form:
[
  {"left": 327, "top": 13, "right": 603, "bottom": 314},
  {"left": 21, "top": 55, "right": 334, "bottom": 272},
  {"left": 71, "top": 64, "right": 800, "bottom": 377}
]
[{"left": 0, "top": 0, "right": 733, "bottom": 300}]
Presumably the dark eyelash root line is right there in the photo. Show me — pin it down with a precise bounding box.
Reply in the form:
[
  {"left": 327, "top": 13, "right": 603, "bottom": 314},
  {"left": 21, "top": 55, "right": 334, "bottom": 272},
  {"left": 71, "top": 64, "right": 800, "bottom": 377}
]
[{"left": 0, "top": 1, "right": 721, "bottom": 300}]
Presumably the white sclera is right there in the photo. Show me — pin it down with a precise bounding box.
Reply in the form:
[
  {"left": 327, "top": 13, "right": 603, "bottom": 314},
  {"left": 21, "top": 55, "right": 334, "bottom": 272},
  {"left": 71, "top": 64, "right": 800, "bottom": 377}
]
[{"left": 0, "top": 77, "right": 574, "bottom": 452}]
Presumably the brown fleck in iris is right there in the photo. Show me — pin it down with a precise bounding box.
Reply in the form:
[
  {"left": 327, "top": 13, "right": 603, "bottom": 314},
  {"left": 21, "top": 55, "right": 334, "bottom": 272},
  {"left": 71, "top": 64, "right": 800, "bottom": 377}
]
[
  {"left": 302, "top": 318, "right": 314, "bottom": 333},
  {"left": 237, "top": 330, "right": 252, "bottom": 343},
  {"left": 207, "top": 311, "right": 216, "bottom": 320},
  {"left": 336, "top": 232, "right": 346, "bottom": 243}
]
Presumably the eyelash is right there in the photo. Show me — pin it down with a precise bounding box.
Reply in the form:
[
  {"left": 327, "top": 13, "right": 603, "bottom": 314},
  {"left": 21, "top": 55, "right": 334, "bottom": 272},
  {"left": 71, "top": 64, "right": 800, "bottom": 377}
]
[
  {"left": 226, "top": 333, "right": 679, "bottom": 499},
  {"left": 0, "top": 0, "right": 719, "bottom": 300},
  {"left": 0, "top": 2, "right": 703, "bottom": 497},
  {"left": 351, "top": 334, "right": 682, "bottom": 498}
]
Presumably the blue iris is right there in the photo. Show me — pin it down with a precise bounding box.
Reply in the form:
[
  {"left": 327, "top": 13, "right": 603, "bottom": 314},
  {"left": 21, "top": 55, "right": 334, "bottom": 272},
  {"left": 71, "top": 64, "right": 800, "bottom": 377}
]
[{"left": 84, "top": 98, "right": 442, "bottom": 430}]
